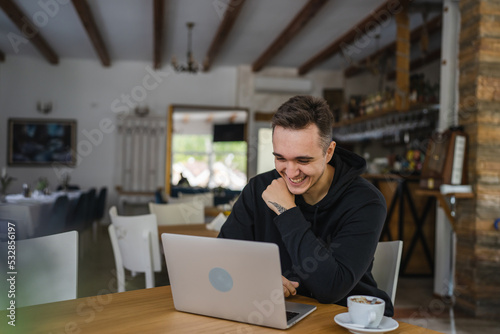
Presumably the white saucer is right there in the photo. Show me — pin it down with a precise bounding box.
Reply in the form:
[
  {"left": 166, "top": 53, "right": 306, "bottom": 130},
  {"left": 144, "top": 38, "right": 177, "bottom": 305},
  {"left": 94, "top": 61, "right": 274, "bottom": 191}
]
[{"left": 334, "top": 312, "right": 399, "bottom": 334}]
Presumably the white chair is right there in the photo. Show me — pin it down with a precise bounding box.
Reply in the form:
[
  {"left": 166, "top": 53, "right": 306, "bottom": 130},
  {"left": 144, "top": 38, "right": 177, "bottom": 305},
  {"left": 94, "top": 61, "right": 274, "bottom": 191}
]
[
  {"left": 177, "top": 192, "right": 214, "bottom": 207},
  {"left": 372, "top": 240, "right": 403, "bottom": 305},
  {"left": 108, "top": 207, "right": 162, "bottom": 292},
  {"left": 148, "top": 201, "right": 204, "bottom": 225},
  {"left": 109, "top": 205, "right": 118, "bottom": 217},
  {"left": 0, "top": 231, "right": 78, "bottom": 308}
]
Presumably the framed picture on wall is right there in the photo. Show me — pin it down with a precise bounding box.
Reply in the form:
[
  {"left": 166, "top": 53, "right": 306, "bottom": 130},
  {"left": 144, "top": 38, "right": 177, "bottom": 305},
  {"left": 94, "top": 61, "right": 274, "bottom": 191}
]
[
  {"left": 7, "top": 118, "right": 77, "bottom": 166},
  {"left": 419, "top": 127, "right": 468, "bottom": 189}
]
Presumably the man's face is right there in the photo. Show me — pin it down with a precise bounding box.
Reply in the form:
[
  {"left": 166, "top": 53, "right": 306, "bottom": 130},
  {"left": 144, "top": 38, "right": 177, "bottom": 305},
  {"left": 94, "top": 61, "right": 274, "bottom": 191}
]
[{"left": 272, "top": 124, "right": 335, "bottom": 196}]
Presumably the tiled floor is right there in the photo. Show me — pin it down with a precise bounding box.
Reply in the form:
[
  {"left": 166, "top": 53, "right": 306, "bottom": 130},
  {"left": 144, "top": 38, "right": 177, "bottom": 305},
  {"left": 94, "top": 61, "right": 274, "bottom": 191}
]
[
  {"left": 80, "top": 226, "right": 500, "bottom": 334},
  {"left": 394, "top": 278, "right": 500, "bottom": 333}
]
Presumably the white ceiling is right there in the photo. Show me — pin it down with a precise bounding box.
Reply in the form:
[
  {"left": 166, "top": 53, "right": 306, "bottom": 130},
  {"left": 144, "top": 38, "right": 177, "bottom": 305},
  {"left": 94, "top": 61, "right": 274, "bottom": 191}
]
[{"left": 0, "top": 0, "right": 443, "bottom": 71}]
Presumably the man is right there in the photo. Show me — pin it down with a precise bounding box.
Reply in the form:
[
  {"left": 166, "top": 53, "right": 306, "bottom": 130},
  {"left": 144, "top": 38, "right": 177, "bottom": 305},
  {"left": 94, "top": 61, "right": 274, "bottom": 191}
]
[{"left": 218, "top": 95, "right": 392, "bottom": 316}]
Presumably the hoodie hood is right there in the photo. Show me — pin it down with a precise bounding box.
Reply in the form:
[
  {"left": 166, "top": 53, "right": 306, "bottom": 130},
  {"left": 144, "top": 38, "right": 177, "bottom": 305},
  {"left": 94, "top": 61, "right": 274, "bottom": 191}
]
[{"left": 296, "top": 146, "right": 367, "bottom": 211}]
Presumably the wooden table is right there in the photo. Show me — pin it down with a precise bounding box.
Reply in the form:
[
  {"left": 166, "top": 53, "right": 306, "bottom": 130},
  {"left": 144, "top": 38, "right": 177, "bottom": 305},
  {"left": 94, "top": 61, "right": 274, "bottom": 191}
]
[
  {"left": 0, "top": 191, "right": 81, "bottom": 239},
  {"left": 158, "top": 223, "right": 219, "bottom": 238},
  {"left": 204, "top": 205, "right": 226, "bottom": 217},
  {"left": 1, "top": 286, "right": 440, "bottom": 333}
]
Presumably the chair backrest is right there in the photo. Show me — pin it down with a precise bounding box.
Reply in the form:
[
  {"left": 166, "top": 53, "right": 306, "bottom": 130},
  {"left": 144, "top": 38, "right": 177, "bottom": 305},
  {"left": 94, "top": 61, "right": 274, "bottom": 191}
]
[
  {"left": 154, "top": 189, "right": 167, "bottom": 204},
  {"left": 148, "top": 201, "right": 204, "bottom": 225},
  {"left": 177, "top": 192, "right": 214, "bottom": 207},
  {"left": 94, "top": 187, "right": 108, "bottom": 220},
  {"left": 67, "top": 192, "right": 89, "bottom": 231},
  {"left": 85, "top": 188, "right": 97, "bottom": 227},
  {"left": 109, "top": 205, "right": 118, "bottom": 217},
  {"left": 108, "top": 206, "right": 162, "bottom": 277},
  {"left": 45, "top": 195, "right": 69, "bottom": 236},
  {"left": 372, "top": 240, "right": 403, "bottom": 304},
  {"left": 0, "top": 231, "right": 78, "bottom": 308}
]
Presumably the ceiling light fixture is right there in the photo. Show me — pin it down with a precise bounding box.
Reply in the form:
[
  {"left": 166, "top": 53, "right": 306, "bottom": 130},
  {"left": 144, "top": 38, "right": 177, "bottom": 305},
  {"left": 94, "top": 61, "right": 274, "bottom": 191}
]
[{"left": 171, "top": 22, "right": 199, "bottom": 73}]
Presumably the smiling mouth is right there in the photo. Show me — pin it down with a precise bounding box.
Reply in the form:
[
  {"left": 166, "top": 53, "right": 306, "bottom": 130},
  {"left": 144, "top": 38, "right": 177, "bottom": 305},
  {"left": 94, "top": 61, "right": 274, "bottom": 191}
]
[{"left": 289, "top": 176, "right": 306, "bottom": 184}]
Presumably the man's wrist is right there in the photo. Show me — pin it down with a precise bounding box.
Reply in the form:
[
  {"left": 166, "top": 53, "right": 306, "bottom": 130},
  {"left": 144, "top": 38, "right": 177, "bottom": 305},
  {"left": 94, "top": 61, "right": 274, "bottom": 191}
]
[{"left": 269, "top": 201, "right": 294, "bottom": 215}]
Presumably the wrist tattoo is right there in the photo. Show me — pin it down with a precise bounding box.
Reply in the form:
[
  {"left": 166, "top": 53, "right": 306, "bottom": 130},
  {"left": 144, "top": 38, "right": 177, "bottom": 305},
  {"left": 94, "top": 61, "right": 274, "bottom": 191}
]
[{"left": 269, "top": 201, "right": 287, "bottom": 214}]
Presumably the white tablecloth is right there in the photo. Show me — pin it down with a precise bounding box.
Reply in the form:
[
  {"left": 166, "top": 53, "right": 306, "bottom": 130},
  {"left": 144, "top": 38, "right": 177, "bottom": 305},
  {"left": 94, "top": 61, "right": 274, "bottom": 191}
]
[
  {"left": 5, "top": 191, "right": 81, "bottom": 204},
  {"left": 0, "top": 191, "right": 81, "bottom": 239}
]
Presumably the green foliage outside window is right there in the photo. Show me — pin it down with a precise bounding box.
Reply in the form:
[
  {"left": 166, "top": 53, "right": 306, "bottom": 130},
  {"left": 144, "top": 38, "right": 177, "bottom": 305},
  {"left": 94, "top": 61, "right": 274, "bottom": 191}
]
[
  {"left": 172, "top": 134, "right": 247, "bottom": 189},
  {"left": 213, "top": 141, "right": 247, "bottom": 173}
]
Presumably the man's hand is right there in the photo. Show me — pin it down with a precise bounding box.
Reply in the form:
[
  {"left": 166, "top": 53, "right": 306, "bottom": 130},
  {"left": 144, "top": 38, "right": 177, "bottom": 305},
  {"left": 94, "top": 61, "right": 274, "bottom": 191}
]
[
  {"left": 282, "top": 276, "right": 299, "bottom": 297},
  {"left": 262, "top": 178, "right": 295, "bottom": 215}
]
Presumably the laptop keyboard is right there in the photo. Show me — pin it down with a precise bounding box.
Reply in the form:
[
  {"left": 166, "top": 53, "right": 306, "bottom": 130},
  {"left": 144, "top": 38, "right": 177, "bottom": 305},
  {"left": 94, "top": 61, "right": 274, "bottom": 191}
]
[{"left": 286, "top": 311, "right": 300, "bottom": 322}]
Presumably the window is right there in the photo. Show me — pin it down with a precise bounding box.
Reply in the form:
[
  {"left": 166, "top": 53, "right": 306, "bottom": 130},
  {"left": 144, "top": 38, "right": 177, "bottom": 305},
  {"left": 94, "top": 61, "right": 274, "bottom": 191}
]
[{"left": 172, "top": 134, "right": 247, "bottom": 190}]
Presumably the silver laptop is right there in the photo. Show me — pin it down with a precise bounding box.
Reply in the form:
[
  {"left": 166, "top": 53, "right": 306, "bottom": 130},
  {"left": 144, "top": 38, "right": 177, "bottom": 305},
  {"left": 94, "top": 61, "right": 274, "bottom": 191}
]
[{"left": 161, "top": 233, "right": 316, "bottom": 329}]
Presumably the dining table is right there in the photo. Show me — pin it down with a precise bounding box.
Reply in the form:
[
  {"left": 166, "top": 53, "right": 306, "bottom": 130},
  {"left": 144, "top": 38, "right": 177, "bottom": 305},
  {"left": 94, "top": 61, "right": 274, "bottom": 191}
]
[
  {"left": 0, "top": 191, "right": 81, "bottom": 239},
  {"left": 158, "top": 223, "right": 220, "bottom": 238},
  {"left": 4, "top": 190, "right": 82, "bottom": 205},
  {"left": 0, "top": 285, "right": 441, "bottom": 334}
]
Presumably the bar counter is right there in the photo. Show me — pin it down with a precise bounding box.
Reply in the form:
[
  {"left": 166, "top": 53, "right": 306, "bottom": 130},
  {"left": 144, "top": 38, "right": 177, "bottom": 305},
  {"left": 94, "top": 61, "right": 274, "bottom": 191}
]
[{"left": 363, "top": 173, "right": 436, "bottom": 276}]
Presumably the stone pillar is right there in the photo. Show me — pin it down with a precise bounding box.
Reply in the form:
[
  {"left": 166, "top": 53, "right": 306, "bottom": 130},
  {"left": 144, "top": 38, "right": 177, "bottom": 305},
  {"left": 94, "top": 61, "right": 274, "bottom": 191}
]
[{"left": 457, "top": 0, "right": 500, "bottom": 319}]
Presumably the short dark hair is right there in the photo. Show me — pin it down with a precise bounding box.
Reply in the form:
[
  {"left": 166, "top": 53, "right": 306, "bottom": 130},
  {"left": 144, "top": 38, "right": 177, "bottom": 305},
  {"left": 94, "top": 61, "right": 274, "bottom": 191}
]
[{"left": 271, "top": 95, "right": 333, "bottom": 152}]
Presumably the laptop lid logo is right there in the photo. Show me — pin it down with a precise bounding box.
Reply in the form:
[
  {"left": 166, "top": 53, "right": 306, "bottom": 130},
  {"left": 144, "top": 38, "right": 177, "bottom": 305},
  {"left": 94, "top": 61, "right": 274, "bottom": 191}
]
[{"left": 209, "top": 267, "right": 233, "bottom": 292}]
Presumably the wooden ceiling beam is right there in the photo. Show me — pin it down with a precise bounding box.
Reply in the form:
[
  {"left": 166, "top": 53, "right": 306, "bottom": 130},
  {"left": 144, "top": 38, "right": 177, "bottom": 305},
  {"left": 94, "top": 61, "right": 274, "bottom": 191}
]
[
  {"left": 0, "top": 0, "right": 59, "bottom": 64},
  {"left": 72, "top": 0, "right": 111, "bottom": 67},
  {"left": 153, "top": 0, "right": 165, "bottom": 69},
  {"left": 298, "top": 0, "right": 411, "bottom": 75},
  {"left": 344, "top": 14, "right": 442, "bottom": 78},
  {"left": 252, "top": 0, "right": 327, "bottom": 72},
  {"left": 203, "top": 0, "right": 246, "bottom": 72}
]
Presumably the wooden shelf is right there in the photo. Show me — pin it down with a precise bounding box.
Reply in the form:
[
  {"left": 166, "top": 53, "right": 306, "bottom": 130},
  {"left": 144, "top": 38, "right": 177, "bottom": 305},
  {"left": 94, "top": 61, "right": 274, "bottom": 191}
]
[
  {"left": 415, "top": 188, "right": 474, "bottom": 199},
  {"left": 415, "top": 188, "right": 474, "bottom": 227},
  {"left": 333, "top": 103, "right": 439, "bottom": 129}
]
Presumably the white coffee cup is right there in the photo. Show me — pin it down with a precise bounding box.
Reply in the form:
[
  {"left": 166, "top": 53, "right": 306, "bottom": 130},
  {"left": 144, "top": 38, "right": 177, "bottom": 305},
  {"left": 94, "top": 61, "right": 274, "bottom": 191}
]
[{"left": 347, "top": 295, "right": 385, "bottom": 328}]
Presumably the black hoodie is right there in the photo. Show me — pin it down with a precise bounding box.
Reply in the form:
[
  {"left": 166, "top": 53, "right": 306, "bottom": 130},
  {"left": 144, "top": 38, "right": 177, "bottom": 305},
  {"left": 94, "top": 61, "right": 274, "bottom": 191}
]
[{"left": 219, "top": 147, "right": 393, "bottom": 316}]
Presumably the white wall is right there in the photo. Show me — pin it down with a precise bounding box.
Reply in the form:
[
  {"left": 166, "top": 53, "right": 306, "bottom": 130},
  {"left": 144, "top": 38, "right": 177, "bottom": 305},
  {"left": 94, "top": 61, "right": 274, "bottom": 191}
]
[{"left": 0, "top": 56, "right": 237, "bottom": 207}]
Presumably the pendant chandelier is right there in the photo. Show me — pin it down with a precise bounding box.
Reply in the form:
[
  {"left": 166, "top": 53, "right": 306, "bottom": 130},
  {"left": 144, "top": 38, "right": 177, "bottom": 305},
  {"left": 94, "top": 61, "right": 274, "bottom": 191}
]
[{"left": 171, "top": 22, "right": 199, "bottom": 73}]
